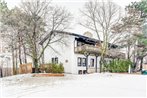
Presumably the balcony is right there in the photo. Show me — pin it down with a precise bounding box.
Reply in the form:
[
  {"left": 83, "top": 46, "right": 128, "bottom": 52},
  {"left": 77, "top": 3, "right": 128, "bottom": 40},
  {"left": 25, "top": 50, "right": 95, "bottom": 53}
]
[
  {"left": 75, "top": 45, "right": 125, "bottom": 59},
  {"left": 74, "top": 45, "right": 101, "bottom": 55},
  {"left": 107, "top": 49, "right": 126, "bottom": 59}
]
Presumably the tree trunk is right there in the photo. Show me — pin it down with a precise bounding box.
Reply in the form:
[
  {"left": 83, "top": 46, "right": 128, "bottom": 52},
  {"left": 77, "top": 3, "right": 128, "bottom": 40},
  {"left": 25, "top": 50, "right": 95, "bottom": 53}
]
[
  {"left": 33, "top": 44, "right": 39, "bottom": 73},
  {"left": 127, "top": 44, "right": 131, "bottom": 60},
  {"left": 33, "top": 58, "right": 39, "bottom": 73},
  {"left": 18, "top": 34, "right": 22, "bottom": 65},
  {"left": 0, "top": 65, "right": 3, "bottom": 77},
  {"left": 18, "top": 44, "right": 22, "bottom": 65},
  {"left": 140, "top": 57, "right": 143, "bottom": 71},
  {"left": 12, "top": 46, "right": 16, "bottom": 75},
  {"left": 100, "top": 55, "right": 105, "bottom": 73},
  {"left": 41, "top": 45, "right": 44, "bottom": 64},
  {"left": 32, "top": 24, "right": 38, "bottom": 73},
  {"left": 23, "top": 44, "right": 27, "bottom": 63},
  {"left": 15, "top": 46, "right": 18, "bottom": 74}
]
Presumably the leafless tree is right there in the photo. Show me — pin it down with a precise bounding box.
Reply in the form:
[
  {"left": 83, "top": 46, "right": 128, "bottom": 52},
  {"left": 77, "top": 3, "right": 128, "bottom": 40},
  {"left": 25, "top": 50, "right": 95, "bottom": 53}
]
[
  {"left": 112, "top": 3, "right": 143, "bottom": 61},
  {"left": 18, "top": 0, "right": 72, "bottom": 72},
  {"left": 0, "top": 0, "right": 72, "bottom": 73},
  {"left": 80, "top": 0, "right": 122, "bottom": 72}
]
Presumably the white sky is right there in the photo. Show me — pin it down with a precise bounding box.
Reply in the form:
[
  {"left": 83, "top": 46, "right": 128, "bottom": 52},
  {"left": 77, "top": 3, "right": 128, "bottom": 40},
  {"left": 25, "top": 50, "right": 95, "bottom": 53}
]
[{"left": 5, "top": 0, "right": 141, "bottom": 36}]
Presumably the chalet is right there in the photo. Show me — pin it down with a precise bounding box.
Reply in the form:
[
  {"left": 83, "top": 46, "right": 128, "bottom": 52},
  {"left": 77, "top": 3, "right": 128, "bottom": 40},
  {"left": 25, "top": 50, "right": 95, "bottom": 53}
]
[{"left": 40, "top": 30, "right": 125, "bottom": 74}]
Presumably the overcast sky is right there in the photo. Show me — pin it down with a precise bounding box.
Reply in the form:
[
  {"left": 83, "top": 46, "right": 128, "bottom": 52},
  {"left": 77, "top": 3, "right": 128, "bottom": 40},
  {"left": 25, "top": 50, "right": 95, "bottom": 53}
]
[{"left": 5, "top": 0, "right": 141, "bottom": 36}]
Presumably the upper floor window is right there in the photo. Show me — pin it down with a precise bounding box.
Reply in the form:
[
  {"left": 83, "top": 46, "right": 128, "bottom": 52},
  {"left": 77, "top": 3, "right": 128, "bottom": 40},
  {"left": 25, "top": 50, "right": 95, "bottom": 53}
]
[{"left": 77, "top": 41, "right": 85, "bottom": 47}]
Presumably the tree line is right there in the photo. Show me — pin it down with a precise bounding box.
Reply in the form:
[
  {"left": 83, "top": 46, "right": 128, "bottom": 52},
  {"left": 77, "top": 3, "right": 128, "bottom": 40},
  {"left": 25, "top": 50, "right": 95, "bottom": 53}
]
[{"left": 0, "top": 0, "right": 147, "bottom": 74}]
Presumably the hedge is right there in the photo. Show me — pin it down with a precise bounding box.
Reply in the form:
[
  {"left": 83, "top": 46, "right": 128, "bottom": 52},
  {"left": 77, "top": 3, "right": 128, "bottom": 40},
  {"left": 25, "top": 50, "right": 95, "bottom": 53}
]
[{"left": 103, "top": 59, "right": 132, "bottom": 73}]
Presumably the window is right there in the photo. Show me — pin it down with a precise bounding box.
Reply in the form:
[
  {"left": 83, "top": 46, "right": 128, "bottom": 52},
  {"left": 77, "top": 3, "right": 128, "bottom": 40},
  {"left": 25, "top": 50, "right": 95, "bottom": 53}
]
[
  {"left": 78, "top": 70, "right": 82, "bottom": 74},
  {"left": 78, "top": 57, "right": 82, "bottom": 66},
  {"left": 78, "top": 70, "right": 87, "bottom": 74},
  {"left": 52, "top": 57, "right": 58, "bottom": 64},
  {"left": 52, "top": 58, "right": 54, "bottom": 63},
  {"left": 90, "top": 59, "right": 94, "bottom": 67},
  {"left": 83, "top": 70, "right": 87, "bottom": 74},
  {"left": 77, "top": 41, "right": 81, "bottom": 46},
  {"left": 78, "top": 57, "right": 86, "bottom": 66},
  {"left": 82, "top": 58, "right": 86, "bottom": 66},
  {"left": 77, "top": 41, "right": 85, "bottom": 47},
  {"left": 55, "top": 57, "right": 58, "bottom": 64}
]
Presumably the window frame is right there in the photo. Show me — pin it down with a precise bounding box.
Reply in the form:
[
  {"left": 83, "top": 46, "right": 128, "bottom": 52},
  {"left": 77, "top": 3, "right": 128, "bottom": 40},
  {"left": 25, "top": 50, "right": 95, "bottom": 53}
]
[
  {"left": 78, "top": 57, "right": 82, "bottom": 66},
  {"left": 52, "top": 57, "right": 58, "bottom": 64},
  {"left": 82, "top": 58, "right": 86, "bottom": 66},
  {"left": 78, "top": 57, "right": 86, "bottom": 67}
]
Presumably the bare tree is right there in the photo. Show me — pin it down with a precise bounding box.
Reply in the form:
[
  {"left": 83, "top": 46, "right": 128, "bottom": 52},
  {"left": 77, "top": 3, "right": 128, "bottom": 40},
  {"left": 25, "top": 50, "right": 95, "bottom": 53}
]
[
  {"left": 0, "top": 6, "right": 29, "bottom": 74},
  {"left": 18, "top": 0, "right": 72, "bottom": 72},
  {"left": 0, "top": 0, "right": 72, "bottom": 73},
  {"left": 112, "top": 2, "right": 143, "bottom": 71},
  {"left": 80, "top": 0, "right": 122, "bottom": 72}
]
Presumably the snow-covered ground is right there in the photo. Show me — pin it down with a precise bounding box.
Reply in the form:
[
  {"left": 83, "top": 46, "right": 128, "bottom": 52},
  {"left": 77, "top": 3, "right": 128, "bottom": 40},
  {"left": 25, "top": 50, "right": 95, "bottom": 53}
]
[{"left": 0, "top": 73, "right": 147, "bottom": 97}]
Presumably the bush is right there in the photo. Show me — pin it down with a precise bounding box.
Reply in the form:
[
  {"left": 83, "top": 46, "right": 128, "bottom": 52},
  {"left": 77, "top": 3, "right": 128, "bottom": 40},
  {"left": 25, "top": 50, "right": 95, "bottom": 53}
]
[
  {"left": 104, "top": 59, "right": 132, "bottom": 73},
  {"left": 40, "top": 63, "right": 64, "bottom": 73},
  {"left": 58, "top": 63, "right": 64, "bottom": 73}
]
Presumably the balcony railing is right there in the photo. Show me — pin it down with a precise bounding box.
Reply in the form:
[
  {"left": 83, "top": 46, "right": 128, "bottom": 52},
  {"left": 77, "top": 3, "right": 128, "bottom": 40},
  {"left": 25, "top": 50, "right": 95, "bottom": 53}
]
[
  {"left": 107, "top": 49, "right": 126, "bottom": 59},
  {"left": 74, "top": 45, "right": 101, "bottom": 54},
  {"left": 75, "top": 45, "right": 125, "bottom": 59}
]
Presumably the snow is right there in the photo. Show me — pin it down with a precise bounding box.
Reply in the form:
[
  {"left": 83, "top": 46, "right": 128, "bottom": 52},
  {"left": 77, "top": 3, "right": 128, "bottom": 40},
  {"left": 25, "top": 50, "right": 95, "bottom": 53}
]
[{"left": 0, "top": 73, "right": 147, "bottom": 98}]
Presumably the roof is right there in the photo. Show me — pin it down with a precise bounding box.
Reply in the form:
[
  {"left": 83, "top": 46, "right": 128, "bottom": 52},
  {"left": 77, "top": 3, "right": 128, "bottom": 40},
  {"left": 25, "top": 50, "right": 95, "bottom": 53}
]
[
  {"left": 39, "top": 30, "right": 119, "bottom": 48},
  {"left": 39, "top": 30, "right": 99, "bottom": 45}
]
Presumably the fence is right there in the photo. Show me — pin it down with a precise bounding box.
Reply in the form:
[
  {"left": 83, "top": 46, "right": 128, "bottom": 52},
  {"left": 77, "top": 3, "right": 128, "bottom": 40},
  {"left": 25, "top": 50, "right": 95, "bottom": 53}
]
[{"left": 19, "top": 63, "right": 32, "bottom": 74}]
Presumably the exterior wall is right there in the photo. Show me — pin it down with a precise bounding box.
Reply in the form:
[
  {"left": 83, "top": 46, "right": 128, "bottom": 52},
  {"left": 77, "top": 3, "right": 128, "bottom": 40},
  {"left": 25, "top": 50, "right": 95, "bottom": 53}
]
[
  {"left": 72, "top": 54, "right": 86, "bottom": 74},
  {"left": 43, "top": 34, "right": 101, "bottom": 74},
  {"left": 43, "top": 34, "right": 75, "bottom": 74},
  {"left": 71, "top": 54, "right": 101, "bottom": 74},
  {"left": 86, "top": 55, "right": 100, "bottom": 73}
]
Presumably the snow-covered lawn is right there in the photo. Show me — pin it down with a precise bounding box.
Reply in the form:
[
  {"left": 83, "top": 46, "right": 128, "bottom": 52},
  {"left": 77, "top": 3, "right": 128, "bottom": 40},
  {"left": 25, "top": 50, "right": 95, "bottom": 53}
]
[{"left": 0, "top": 73, "right": 147, "bottom": 97}]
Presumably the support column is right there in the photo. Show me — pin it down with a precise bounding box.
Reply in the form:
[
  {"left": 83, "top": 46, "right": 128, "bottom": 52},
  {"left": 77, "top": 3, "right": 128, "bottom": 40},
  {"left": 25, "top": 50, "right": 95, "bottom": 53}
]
[
  {"left": 84, "top": 52, "right": 90, "bottom": 73},
  {"left": 86, "top": 55, "right": 88, "bottom": 73},
  {"left": 95, "top": 55, "right": 98, "bottom": 73}
]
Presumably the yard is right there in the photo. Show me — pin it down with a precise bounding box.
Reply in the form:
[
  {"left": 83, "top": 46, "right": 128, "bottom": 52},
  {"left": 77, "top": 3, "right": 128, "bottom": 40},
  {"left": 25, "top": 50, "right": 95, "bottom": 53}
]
[{"left": 0, "top": 73, "right": 146, "bottom": 97}]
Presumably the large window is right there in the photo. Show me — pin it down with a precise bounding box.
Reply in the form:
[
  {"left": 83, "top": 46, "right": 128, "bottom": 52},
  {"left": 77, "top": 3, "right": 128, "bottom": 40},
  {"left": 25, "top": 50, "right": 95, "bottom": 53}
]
[
  {"left": 90, "top": 59, "right": 94, "bottom": 67},
  {"left": 78, "top": 57, "right": 86, "bottom": 66}
]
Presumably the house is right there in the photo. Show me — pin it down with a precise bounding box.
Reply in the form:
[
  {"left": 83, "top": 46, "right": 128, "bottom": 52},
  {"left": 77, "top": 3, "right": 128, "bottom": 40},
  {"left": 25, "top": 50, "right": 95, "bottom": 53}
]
[
  {"left": 0, "top": 33, "right": 12, "bottom": 77},
  {"left": 40, "top": 30, "right": 125, "bottom": 74}
]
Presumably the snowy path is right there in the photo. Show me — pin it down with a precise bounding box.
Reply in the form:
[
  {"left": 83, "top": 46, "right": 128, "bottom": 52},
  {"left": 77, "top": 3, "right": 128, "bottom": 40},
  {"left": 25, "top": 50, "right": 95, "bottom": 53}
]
[{"left": 1, "top": 73, "right": 147, "bottom": 97}]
